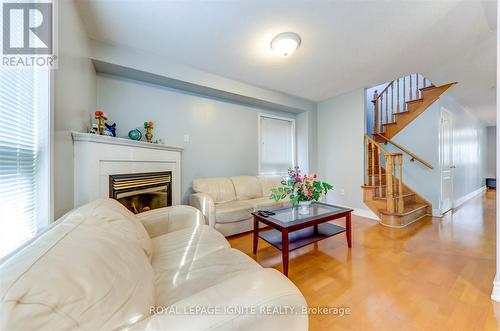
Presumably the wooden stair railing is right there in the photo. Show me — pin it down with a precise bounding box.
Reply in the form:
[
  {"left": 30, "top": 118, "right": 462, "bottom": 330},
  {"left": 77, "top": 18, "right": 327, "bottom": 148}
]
[
  {"left": 364, "top": 134, "right": 404, "bottom": 214},
  {"left": 372, "top": 73, "right": 431, "bottom": 134},
  {"left": 374, "top": 133, "right": 433, "bottom": 169}
]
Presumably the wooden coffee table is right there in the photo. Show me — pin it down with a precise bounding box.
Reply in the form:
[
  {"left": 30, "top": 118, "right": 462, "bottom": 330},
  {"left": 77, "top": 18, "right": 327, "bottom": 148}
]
[{"left": 252, "top": 202, "right": 353, "bottom": 276}]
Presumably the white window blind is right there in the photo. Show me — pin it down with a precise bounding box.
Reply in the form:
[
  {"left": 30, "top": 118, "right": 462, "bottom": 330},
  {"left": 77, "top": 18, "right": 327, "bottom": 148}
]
[
  {"left": 0, "top": 65, "right": 50, "bottom": 258},
  {"left": 259, "top": 115, "right": 295, "bottom": 175}
]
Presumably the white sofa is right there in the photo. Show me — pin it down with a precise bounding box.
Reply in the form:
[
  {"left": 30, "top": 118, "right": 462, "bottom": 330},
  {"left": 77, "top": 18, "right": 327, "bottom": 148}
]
[
  {"left": 189, "top": 176, "right": 289, "bottom": 236},
  {"left": 0, "top": 199, "right": 307, "bottom": 331}
]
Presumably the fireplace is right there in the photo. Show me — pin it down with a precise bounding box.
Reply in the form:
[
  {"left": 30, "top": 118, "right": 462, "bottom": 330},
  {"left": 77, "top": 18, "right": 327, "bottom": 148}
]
[{"left": 109, "top": 172, "right": 172, "bottom": 214}]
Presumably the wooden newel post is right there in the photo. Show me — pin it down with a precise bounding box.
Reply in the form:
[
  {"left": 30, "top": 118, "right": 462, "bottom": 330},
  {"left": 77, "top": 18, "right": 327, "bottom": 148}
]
[
  {"left": 397, "top": 155, "right": 404, "bottom": 213},
  {"left": 372, "top": 90, "right": 379, "bottom": 134},
  {"left": 365, "top": 136, "right": 371, "bottom": 186},
  {"left": 386, "top": 154, "right": 395, "bottom": 213}
]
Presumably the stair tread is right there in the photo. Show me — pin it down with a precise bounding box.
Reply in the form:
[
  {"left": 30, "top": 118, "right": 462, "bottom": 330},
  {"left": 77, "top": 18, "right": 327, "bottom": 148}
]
[
  {"left": 373, "top": 192, "right": 415, "bottom": 201},
  {"left": 394, "top": 110, "right": 410, "bottom": 115},
  {"left": 379, "top": 202, "right": 429, "bottom": 216},
  {"left": 362, "top": 185, "right": 412, "bottom": 194},
  {"left": 382, "top": 121, "right": 398, "bottom": 126},
  {"left": 419, "top": 85, "right": 436, "bottom": 91},
  {"left": 406, "top": 97, "right": 424, "bottom": 104}
]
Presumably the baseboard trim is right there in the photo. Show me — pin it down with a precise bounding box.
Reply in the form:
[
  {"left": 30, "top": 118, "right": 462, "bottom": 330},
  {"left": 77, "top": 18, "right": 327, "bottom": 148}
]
[
  {"left": 352, "top": 207, "right": 380, "bottom": 221},
  {"left": 453, "top": 186, "right": 487, "bottom": 209},
  {"left": 432, "top": 209, "right": 443, "bottom": 217},
  {"left": 492, "top": 278, "right": 500, "bottom": 302},
  {"left": 324, "top": 199, "right": 380, "bottom": 221}
]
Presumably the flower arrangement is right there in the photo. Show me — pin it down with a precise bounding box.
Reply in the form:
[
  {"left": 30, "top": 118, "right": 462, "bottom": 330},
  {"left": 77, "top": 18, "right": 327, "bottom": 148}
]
[
  {"left": 271, "top": 166, "right": 333, "bottom": 205},
  {"left": 144, "top": 121, "right": 154, "bottom": 143}
]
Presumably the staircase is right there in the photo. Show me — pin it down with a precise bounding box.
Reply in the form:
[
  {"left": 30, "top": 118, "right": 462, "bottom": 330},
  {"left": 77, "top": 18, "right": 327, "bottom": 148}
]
[
  {"left": 363, "top": 73, "right": 456, "bottom": 227},
  {"left": 372, "top": 73, "right": 456, "bottom": 140}
]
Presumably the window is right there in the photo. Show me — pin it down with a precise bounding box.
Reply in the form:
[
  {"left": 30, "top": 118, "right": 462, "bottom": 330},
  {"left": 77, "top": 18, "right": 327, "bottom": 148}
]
[
  {"left": 258, "top": 114, "right": 295, "bottom": 175},
  {"left": 0, "top": 66, "right": 51, "bottom": 258}
]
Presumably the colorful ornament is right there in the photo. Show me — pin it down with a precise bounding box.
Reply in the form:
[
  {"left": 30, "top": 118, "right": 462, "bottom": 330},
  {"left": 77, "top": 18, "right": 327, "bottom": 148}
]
[{"left": 128, "top": 129, "right": 142, "bottom": 141}]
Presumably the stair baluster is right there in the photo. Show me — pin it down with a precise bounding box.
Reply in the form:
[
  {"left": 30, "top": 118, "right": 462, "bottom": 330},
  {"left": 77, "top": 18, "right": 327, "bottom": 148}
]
[
  {"left": 372, "top": 73, "right": 435, "bottom": 137},
  {"left": 378, "top": 146, "right": 383, "bottom": 197},
  {"left": 397, "top": 78, "right": 400, "bottom": 113},
  {"left": 370, "top": 141, "right": 375, "bottom": 186},
  {"left": 372, "top": 90, "right": 379, "bottom": 134},
  {"left": 391, "top": 83, "right": 394, "bottom": 122},
  {"left": 416, "top": 73, "right": 419, "bottom": 99},
  {"left": 403, "top": 76, "right": 406, "bottom": 112},
  {"left": 385, "top": 87, "right": 388, "bottom": 126},
  {"left": 410, "top": 74, "right": 413, "bottom": 100}
]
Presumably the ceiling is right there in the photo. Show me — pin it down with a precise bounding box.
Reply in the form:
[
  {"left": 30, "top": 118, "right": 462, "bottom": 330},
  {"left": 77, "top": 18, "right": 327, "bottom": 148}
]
[{"left": 77, "top": 0, "right": 497, "bottom": 125}]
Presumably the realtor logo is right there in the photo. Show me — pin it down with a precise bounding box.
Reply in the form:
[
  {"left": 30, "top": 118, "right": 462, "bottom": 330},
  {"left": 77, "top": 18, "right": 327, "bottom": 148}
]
[
  {"left": 1, "top": 1, "right": 57, "bottom": 68},
  {"left": 3, "top": 2, "right": 53, "bottom": 54}
]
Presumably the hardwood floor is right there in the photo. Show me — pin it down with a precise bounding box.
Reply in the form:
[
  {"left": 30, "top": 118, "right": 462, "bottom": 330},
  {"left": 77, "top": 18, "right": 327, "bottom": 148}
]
[{"left": 229, "top": 191, "right": 499, "bottom": 330}]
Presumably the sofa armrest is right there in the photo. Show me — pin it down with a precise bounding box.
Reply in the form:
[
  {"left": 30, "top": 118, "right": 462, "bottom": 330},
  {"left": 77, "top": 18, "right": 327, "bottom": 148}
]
[
  {"left": 137, "top": 205, "right": 206, "bottom": 238},
  {"left": 189, "top": 193, "right": 216, "bottom": 228}
]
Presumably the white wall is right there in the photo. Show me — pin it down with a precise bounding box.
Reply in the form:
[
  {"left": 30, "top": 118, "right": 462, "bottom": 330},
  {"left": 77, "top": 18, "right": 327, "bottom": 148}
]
[
  {"left": 486, "top": 126, "right": 496, "bottom": 178},
  {"left": 440, "top": 94, "right": 486, "bottom": 204},
  {"left": 296, "top": 109, "right": 318, "bottom": 173},
  {"left": 90, "top": 40, "right": 315, "bottom": 113},
  {"left": 390, "top": 102, "right": 441, "bottom": 208},
  {"left": 96, "top": 74, "right": 296, "bottom": 203},
  {"left": 391, "top": 93, "right": 486, "bottom": 213},
  {"left": 317, "top": 89, "right": 375, "bottom": 217},
  {"left": 53, "top": 0, "right": 96, "bottom": 219}
]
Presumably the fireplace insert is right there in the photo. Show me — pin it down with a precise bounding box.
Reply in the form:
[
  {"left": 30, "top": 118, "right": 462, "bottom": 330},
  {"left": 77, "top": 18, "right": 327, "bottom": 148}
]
[{"left": 109, "top": 171, "right": 172, "bottom": 214}]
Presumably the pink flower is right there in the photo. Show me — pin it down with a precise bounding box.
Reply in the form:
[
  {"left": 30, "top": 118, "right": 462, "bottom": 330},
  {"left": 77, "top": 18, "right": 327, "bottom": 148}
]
[
  {"left": 312, "top": 173, "right": 317, "bottom": 179},
  {"left": 306, "top": 189, "right": 312, "bottom": 197},
  {"left": 295, "top": 176, "right": 302, "bottom": 183}
]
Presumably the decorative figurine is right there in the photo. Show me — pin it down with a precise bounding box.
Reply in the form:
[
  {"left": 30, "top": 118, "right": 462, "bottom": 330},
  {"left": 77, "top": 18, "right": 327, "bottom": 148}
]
[
  {"left": 95, "top": 110, "right": 108, "bottom": 135},
  {"left": 104, "top": 122, "right": 116, "bottom": 137},
  {"left": 128, "top": 128, "right": 142, "bottom": 141},
  {"left": 144, "top": 121, "right": 154, "bottom": 143},
  {"left": 89, "top": 123, "right": 99, "bottom": 134}
]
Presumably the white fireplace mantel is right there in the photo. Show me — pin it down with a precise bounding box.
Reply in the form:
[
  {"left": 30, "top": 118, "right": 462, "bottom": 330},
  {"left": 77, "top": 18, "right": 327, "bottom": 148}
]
[{"left": 72, "top": 132, "right": 183, "bottom": 208}]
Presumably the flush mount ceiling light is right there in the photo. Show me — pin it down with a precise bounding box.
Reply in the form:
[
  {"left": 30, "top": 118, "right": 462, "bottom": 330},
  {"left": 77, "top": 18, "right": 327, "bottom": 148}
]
[{"left": 270, "top": 32, "right": 301, "bottom": 57}]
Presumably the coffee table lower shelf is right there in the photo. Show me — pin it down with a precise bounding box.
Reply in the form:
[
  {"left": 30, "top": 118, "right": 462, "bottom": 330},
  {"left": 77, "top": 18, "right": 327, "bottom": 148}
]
[{"left": 258, "top": 223, "right": 346, "bottom": 251}]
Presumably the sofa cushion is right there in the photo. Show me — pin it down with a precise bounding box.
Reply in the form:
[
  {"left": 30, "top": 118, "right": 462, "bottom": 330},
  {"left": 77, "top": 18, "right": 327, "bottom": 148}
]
[
  {"left": 151, "top": 225, "right": 229, "bottom": 271},
  {"left": 0, "top": 199, "right": 155, "bottom": 331},
  {"left": 193, "top": 177, "right": 236, "bottom": 203},
  {"left": 215, "top": 200, "right": 253, "bottom": 224},
  {"left": 231, "top": 176, "right": 262, "bottom": 200},
  {"left": 248, "top": 197, "right": 284, "bottom": 210},
  {"left": 258, "top": 175, "right": 285, "bottom": 197},
  {"left": 130, "top": 268, "right": 308, "bottom": 331},
  {"left": 154, "top": 247, "right": 261, "bottom": 306}
]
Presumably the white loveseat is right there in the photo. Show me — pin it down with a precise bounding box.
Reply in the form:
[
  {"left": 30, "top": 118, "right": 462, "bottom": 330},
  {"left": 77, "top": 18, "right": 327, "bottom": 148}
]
[
  {"left": 189, "top": 176, "right": 289, "bottom": 236},
  {"left": 0, "top": 199, "right": 307, "bottom": 331}
]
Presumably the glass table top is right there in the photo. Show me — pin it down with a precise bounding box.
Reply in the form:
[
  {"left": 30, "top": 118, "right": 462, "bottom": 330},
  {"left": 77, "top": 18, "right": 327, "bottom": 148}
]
[{"left": 256, "top": 202, "right": 352, "bottom": 228}]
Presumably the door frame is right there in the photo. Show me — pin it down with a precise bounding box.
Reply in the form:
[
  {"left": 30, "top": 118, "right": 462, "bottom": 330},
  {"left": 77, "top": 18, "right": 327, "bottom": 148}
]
[{"left": 439, "top": 107, "right": 454, "bottom": 214}]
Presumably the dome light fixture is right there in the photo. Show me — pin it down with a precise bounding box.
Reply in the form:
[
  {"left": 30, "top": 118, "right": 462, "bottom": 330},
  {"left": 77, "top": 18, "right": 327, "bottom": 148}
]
[{"left": 270, "top": 32, "right": 301, "bottom": 57}]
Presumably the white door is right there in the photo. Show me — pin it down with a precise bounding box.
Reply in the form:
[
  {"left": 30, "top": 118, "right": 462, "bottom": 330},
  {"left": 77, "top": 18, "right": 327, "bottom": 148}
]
[{"left": 439, "top": 108, "right": 454, "bottom": 214}]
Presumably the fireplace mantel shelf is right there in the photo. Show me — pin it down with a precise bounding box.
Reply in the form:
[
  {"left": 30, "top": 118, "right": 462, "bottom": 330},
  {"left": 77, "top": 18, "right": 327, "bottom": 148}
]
[{"left": 71, "top": 132, "right": 184, "bottom": 152}]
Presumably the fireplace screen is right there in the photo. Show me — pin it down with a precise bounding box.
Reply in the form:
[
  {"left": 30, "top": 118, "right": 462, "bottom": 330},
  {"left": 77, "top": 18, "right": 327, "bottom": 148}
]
[{"left": 109, "top": 172, "right": 172, "bottom": 214}]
